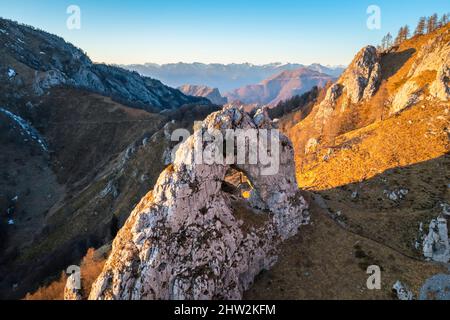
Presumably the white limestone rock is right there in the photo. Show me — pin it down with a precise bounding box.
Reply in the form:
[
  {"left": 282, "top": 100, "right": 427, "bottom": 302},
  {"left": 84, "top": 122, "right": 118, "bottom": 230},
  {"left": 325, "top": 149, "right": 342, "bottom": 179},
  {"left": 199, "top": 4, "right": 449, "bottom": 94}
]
[
  {"left": 391, "top": 28, "right": 449, "bottom": 114},
  {"left": 64, "top": 274, "right": 83, "bottom": 301},
  {"left": 430, "top": 65, "right": 450, "bottom": 101},
  {"left": 315, "top": 46, "right": 380, "bottom": 126},
  {"left": 89, "top": 106, "right": 309, "bottom": 300},
  {"left": 391, "top": 81, "right": 422, "bottom": 114},
  {"left": 423, "top": 217, "right": 450, "bottom": 263},
  {"left": 305, "top": 138, "right": 319, "bottom": 155},
  {"left": 393, "top": 281, "right": 414, "bottom": 300}
]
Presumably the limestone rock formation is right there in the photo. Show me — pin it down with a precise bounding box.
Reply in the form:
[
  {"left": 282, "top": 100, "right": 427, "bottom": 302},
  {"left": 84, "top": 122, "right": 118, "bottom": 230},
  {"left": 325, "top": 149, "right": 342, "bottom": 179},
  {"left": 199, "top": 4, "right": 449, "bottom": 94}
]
[
  {"left": 315, "top": 46, "right": 381, "bottom": 124},
  {"left": 391, "top": 27, "right": 449, "bottom": 114},
  {"left": 64, "top": 274, "right": 83, "bottom": 301},
  {"left": 422, "top": 217, "right": 450, "bottom": 263},
  {"left": 429, "top": 64, "right": 450, "bottom": 101},
  {"left": 393, "top": 281, "right": 414, "bottom": 300},
  {"left": 89, "top": 106, "right": 309, "bottom": 300}
]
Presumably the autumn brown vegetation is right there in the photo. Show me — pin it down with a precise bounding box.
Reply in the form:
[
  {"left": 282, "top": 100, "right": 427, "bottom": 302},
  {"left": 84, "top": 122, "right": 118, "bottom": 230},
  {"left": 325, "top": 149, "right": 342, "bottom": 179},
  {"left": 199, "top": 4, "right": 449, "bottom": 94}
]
[{"left": 24, "top": 248, "right": 106, "bottom": 300}]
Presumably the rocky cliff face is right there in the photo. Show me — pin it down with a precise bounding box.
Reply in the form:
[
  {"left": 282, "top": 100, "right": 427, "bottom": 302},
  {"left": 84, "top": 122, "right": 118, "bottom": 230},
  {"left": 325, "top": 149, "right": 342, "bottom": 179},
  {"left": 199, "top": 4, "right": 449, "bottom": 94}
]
[
  {"left": 391, "top": 27, "right": 449, "bottom": 114},
  {"left": 315, "top": 45, "right": 381, "bottom": 126},
  {"left": 314, "top": 28, "right": 449, "bottom": 124},
  {"left": 0, "top": 18, "right": 209, "bottom": 112},
  {"left": 178, "top": 84, "right": 227, "bottom": 105},
  {"left": 88, "top": 106, "right": 309, "bottom": 300}
]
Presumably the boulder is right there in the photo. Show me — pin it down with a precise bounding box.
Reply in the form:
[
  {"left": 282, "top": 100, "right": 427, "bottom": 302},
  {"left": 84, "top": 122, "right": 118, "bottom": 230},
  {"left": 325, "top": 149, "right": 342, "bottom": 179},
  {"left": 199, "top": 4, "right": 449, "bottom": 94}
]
[
  {"left": 64, "top": 274, "right": 83, "bottom": 301},
  {"left": 393, "top": 281, "right": 414, "bottom": 300}
]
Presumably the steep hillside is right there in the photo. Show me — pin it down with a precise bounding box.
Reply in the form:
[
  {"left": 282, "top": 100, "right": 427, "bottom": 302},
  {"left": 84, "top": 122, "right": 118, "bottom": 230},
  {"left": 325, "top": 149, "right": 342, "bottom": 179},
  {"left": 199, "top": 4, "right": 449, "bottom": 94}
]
[
  {"left": 252, "top": 23, "right": 450, "bottom": 299},
  {"left": 225, "top": 67, "right": 335, "bottom": 106},
  {"left": 0, "top": 18, "right": 218, "bottom": 299},
  {"left": 178, "top": 84, "right": 227, "bottom": 105},
  {"left": 287, "top": 23, "right": 449, "bottom": 158},
  {"left": 0, "top": 18, "right": 209, "bottom": 112}
]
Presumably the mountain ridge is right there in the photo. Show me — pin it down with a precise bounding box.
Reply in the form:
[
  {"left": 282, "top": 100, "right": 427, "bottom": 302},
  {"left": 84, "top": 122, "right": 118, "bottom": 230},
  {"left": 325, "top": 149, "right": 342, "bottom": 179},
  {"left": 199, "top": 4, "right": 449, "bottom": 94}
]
[
  {"left": 224, "top": 67, "right": 335, "bottom": 106},
  {"left": 123, "top": 62, "right": 345, "bottom": 92},
  {"left": 0, "top": 18, "right": 209, "bottom": 112},
  {"left": 178, "top": 84, "right": 227, "bottom": 105}
]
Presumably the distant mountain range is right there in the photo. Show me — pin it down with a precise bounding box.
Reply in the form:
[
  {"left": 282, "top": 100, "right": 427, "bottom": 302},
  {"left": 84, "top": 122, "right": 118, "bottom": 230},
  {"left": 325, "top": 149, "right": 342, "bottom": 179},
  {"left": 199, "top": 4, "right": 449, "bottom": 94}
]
[
  {"left": 122, "top": 62, "right": 345, "bottom": 92},
  {"left": 224, "top": 67, "right": 336, "bottom": 106},
  {"left": 178, "top": 84, "right": 227, "bottom": 105}
]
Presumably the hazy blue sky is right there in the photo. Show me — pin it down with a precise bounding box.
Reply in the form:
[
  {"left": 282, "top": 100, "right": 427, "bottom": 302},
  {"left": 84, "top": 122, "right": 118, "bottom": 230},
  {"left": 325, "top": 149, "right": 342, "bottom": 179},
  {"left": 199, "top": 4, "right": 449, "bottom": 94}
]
[{"left": 0, "top": 0, "right": 448, "bottom": 65}]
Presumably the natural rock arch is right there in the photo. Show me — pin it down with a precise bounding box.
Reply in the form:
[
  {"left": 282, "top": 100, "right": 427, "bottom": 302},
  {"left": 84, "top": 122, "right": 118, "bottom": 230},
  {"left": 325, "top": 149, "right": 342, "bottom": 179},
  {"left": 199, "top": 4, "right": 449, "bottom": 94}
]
[{"left": 87, "top": 106, "right": 309, "bottom": 300}]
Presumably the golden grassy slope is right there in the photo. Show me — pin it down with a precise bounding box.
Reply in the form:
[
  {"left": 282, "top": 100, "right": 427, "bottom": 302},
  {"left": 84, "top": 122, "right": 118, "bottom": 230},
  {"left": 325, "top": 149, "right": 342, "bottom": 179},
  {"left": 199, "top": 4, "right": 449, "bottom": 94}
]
[
  {"left": 248, "top": 25, "right": 449, "bottom": 300},
  {"left": 298, "top": 101, "right": 449, "bottom": 190}
]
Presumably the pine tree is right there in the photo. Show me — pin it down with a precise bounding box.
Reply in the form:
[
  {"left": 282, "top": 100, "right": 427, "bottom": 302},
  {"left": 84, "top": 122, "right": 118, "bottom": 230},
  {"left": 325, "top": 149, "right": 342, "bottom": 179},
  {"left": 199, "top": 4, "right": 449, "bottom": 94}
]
[
  {"left": 403, "top": 25, "right": 410, "bottom": 39},
  {"left": 439, "top": 13, "right": 449, "bottom": 27},
  {"left": 426, "top": 14, "right": 438, "bottom": 33},
  {"left": 385, "top": 32, "right": 393, "bottom": 49},
  {"left": 380, "top": 35, "right": 387, "bottom": 51},
  {"left": 394, "top": 27, "right": 404, "bottom": 46},
  {"left": 415, "top": 17, "right": 426, "bottom": 36}
]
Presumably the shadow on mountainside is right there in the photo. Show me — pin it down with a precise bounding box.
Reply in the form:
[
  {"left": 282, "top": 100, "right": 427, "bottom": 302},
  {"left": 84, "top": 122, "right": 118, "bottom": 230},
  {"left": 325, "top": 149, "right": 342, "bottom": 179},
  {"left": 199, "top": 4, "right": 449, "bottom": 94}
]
[
  {"left": 380, "top": 48, "right": 416, "bottom": 81},
  {"left": 246, "top": 154, "right": 449, "bottom": 300}
]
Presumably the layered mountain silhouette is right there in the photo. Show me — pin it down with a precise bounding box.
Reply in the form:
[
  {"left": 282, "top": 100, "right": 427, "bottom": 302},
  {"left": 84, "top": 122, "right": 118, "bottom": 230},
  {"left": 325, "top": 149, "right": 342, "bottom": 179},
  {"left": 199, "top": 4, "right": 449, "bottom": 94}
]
[
  {"left": 224, "top": 67, "right": 336, "bottom": 106},
  {"left": 178, "top": 84, "right": 227, "bottom": 105},
  {"left": 124, "top": 62, "right": 344, "bottom": 93}
]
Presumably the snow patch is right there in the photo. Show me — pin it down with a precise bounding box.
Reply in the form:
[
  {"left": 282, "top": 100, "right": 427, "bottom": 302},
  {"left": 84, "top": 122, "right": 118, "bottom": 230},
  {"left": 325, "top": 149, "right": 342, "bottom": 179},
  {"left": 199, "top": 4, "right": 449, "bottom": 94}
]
[
  {"left": 0, "top": 107, "right": 48, "bottom": 152},
  {"left": 7, "top": 68, "right": 16, "bottom": 79}
]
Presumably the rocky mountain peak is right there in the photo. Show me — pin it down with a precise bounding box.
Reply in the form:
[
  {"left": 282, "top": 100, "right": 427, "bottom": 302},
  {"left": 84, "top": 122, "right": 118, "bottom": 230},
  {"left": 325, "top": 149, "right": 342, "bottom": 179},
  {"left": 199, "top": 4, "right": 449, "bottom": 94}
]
[
  {"left": 86, "top": 106, "right": 309, "bottom": 300},
  {"left": 178, "top": 84, "right": 227, "bottom": 105},
  {"left": 317, "top": 45, "right": 381, "bottom": 119}
]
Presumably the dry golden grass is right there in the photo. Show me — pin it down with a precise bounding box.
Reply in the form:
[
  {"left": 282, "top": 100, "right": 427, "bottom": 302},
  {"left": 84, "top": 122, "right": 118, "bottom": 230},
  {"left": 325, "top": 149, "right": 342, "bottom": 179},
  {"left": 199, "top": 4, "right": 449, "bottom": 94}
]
[
  {"left": 249, "top": 25, "right": 450, "bottom": 300},
  {"left": 23, "top": 272, "right": 67, "bottom": 300},
  {"left": 245, "top": 193, "right": 447, "bottom": 300},
  {"left": 24, "top": 248, "right": 106, "bottom": 300},
  {"left": 297, "top": 101, "right": 449, "bottom": 191}
]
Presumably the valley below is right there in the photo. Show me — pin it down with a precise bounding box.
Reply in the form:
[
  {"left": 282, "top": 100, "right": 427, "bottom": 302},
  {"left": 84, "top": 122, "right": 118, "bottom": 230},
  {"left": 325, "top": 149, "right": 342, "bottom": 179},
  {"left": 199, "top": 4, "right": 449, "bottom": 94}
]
[{"left": 0, "top": 16, "right": 449, "bottom": 301}]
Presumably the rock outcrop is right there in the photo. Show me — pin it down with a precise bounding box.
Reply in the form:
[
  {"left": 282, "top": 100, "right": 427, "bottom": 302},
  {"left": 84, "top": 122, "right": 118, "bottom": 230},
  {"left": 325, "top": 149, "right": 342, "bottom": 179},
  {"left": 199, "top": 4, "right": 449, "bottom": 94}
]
[
  {"left": 89, "top": 106, "right": 309, "bottom": 300},
  {"left": 393, "top": 281, "right": 414, "bottom": 300},
  {"left": 315, "top": 46, "right": 381, "bottom": 125},
  {"left": 391, "top": 27, "right": 449, "bottom": 114},
  {"left": 178, "top": 84, "right": 228, "bottom": 105},
  {"left": 64, "top": 274, "right": 83, "bottom": 301},
  {"left": 423, "top": 217, "right": 450, "bottom": 263}
]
